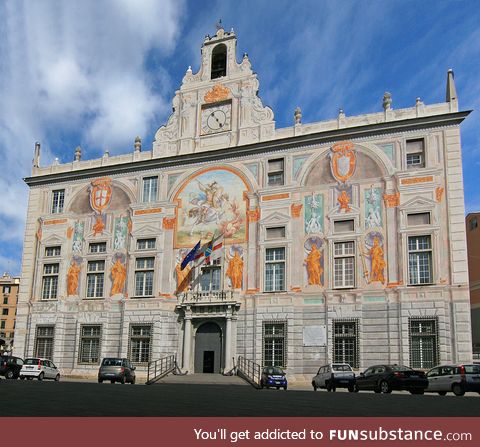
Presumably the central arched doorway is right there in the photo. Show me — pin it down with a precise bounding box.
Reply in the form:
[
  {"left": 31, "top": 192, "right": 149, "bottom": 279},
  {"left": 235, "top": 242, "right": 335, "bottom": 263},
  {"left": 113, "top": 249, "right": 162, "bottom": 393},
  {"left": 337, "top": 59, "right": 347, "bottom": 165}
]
[{"left": 194, "top": 322, "right": 222, "bottom": 373}]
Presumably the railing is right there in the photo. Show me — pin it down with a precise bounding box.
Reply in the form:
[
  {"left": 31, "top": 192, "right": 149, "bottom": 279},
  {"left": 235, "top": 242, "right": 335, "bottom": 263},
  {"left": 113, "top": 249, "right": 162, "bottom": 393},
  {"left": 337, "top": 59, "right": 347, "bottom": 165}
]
[
  {"left": 237, "top": 356, "right": 262, "bottom": 389},
  {"left": 180, "top": 290, "right": 234, "bottom": 303},
  {"left": 146, "top": 354, "right": 177, "bottom": 385}
]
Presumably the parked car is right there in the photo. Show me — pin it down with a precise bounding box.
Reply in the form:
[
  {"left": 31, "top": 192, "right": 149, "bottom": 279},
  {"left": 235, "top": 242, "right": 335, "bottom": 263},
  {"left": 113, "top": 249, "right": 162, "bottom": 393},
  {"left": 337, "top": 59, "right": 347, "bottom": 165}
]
[
  {"left": 98, "top": 358, "right": 136, "bottom": 384},
  {"left": 0, "top": 355, "right": 24, "bottom": 379},
  {"left": 311, "top": 363, "right": 356, "bottom": 392},
  {"left": 426, "top": 364, "right": 480, "bottom": 396},
  {"left": 260, "top": 366, "right": 287, "bottom": 390},
  {"left": 355, "top": 364, "right": 428, "bottom": 394},
  {"left": 19, "top": 358, "right": 60, "bottom": 381}
]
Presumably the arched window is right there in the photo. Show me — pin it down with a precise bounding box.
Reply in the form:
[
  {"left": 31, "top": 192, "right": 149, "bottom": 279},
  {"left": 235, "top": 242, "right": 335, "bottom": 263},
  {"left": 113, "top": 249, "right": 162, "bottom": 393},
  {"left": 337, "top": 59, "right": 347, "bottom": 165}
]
[{"left": 211, "top": 44, "right": 227, "bottom": 79}]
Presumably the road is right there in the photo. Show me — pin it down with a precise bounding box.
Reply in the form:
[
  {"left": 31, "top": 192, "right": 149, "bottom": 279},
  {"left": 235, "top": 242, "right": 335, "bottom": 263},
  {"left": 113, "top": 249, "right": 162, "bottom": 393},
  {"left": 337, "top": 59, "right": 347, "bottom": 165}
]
[{"left": 1, "top": 378, "right": 479, "bottom": 417}]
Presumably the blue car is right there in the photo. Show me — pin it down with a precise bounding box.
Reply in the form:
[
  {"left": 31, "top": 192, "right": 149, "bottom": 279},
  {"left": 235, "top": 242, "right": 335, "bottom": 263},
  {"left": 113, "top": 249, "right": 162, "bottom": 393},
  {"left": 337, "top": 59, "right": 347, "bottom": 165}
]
[{"left": 260, "top": 366, "right": 287, "bottom": 390}]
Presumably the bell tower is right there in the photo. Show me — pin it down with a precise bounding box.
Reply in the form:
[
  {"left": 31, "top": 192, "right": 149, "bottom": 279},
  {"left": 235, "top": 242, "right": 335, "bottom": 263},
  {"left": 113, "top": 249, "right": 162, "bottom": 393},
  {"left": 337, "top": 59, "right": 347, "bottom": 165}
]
[{"left": 153, "top": 25, "right": 275, "bottom": 158}]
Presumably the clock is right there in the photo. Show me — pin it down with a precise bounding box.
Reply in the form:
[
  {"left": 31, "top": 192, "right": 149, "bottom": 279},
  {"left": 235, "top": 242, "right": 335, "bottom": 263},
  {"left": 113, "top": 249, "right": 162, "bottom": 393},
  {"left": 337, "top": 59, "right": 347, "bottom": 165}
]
[{"left": 201, "top": 102, "right": 231, "bottom": 135}]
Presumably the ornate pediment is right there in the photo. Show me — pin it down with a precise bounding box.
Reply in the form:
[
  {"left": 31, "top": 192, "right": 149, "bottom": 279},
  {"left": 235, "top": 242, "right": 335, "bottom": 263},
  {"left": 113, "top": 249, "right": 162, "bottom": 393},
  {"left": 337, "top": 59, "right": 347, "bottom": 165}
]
[
  {"left": 260, "top": 211, "right": 291, "bottom": 225},
  {"left": 399, "top": 196, "right": 436, "bottom": 210}
]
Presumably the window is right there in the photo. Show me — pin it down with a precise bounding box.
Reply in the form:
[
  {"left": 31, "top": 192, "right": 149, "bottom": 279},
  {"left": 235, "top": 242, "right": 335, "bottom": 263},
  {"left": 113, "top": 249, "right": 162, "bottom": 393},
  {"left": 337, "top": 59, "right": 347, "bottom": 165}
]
[
  {"left": 407, "top": 212, "right": 431, "bottom": 226},
  {"left": 134, "top": 257, "right": 154, "bottom": 297},
  {"left": 89, "top": 242, "right": 107, "bottom": 253},
  {"left": 129, "top": 325, "right": 152, "bottom": 364},
  {"left": 265, "top": 247, "right": 286, "bottom": 292},
  {"left": 3, "top": 296, "right": 8, "bottom": 305},
  {"left": 3, "top": 285, "right": 11, "bottom": 293},
  {"left": 0, "top": 320, "right": 5, "bottom": 329},
  {"left": 406, "top": 139, "right": 425, "bottom": 169},
  {"left": 45, "top": 246, "right": 61, "bottom": 257},
  {"left": 199, "top": 259, "right": 221, "bottom": 292},
  {"left": 142, "top": 176, "right": 158, "bottom": 203},
  {"left": 34, "top": 326, "right": 54, "bottom": 360},
  {"left": 42, "top": 263, "right": 59, "bottom": 300},
  {"left": 408, "top": 235, "right": 433, "bottom": 285},
  {"left": 263, "top": 322, "right": 286, "bottom": 367},
  {"left": 267, "top": 159, "right": 284, "bottom": 186},
  {"left": 266, "top": 227, "right": 286, "bottom": 239},
  {"left": 137, "top": 238, "right": 156, "bottom": 250},
  {"left": 86, "top": 260, "right": 105, "bottom": 298},
  {"left": 409, "top": 318, "right": 438, "bottom": 369},
  {"left": 333, "top": 320, "right": 359, "bottom": 368},
  {"left": 2, "top": 309, "right": 7, "bottom": 316},
  {"left": 51, "top": 189, "right": 65, "bottom": 213},
  {"left": 470, "top": 217, "right": 478, "bottom": 231},
  {"left": 211, "top": 43, "right": 227, "bottom": 79},
  {"left": 334, "top": 219, "right": 355, "bottom": 233},
  {"left": 78, "top": 325, "right": 101, "bottom": 364},
  {"left": 333, "top": 241, "right": 355, "bottom": 288}
]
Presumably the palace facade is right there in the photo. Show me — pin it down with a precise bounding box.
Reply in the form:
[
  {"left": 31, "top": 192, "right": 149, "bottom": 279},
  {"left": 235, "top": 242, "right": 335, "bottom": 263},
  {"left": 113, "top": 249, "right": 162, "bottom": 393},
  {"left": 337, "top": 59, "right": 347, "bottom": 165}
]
[{"left": 14, "top": 27, "right": 473, "bottom": 380}]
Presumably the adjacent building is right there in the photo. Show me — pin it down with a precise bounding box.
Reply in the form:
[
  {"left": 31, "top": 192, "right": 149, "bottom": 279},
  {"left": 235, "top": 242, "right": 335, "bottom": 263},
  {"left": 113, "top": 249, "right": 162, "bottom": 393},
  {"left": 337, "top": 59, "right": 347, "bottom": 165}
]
[
  {"left": 14, "top": 27, "right": 473, "bottom": 380},
  {"left": 466, "top": 212, "right": 480, "bottom": 357},
  {"left": 1, "top": 272, "right": 20, "bottom": 354}
]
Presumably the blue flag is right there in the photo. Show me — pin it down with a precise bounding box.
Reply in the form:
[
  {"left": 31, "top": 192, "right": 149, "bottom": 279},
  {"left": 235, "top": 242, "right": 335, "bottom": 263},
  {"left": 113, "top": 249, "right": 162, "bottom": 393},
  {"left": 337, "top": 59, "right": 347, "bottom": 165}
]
[{"left": 181, "top": 240, "right": 201, "bottom": 270}]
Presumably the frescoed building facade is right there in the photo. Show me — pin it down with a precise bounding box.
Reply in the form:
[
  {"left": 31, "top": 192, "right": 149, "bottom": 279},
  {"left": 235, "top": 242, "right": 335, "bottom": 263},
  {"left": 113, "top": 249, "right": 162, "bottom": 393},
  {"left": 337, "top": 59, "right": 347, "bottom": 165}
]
[
  {"left": 1, "top": 272, "right": 20, "bottom": 353},
  {"left": 14, "top": 28, "right": 473, "bottom": 379}
]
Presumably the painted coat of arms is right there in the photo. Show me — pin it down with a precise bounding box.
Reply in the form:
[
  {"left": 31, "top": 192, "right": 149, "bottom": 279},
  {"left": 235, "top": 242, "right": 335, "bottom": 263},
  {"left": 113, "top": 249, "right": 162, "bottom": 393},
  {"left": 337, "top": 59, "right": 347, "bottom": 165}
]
[
  {"left": 330, "top": 141, "right": 356, "bottom": 183},
  {"left": 90, "top": 178, "right": 112, "bottom": 213}
]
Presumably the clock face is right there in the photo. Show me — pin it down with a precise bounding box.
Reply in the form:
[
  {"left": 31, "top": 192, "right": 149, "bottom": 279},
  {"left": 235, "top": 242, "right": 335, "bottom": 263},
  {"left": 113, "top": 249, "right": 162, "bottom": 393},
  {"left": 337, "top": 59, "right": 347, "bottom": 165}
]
[{"left": 201, "top": 102, "right": 231, "bottom": 135}]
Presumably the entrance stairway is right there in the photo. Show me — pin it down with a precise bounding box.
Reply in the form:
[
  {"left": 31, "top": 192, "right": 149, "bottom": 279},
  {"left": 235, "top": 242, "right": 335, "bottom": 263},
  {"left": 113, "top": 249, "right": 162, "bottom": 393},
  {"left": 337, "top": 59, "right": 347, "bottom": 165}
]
[{"left": 156, "top": 373, "right": 247, "bottom": 385}]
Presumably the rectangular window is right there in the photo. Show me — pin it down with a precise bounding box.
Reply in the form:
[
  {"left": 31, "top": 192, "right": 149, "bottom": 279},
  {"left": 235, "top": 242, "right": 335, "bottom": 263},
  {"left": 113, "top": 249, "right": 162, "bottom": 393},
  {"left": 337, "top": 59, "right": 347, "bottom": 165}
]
[
  {"left": 263, "top": 322, "right": 287, "bottom": 367},
  {"left": 0, "top": 320, "right": 5, "bottom": 329},
  {"left": 470, "top": 217, "right": 478, "bottom": 231},
  {"left": 142, "top": 176, "right": 158, "bottom": 203},
  {"left": 408, "top": 235, "right": 433, "bottom": 285},
  {"left": 267, "top": 159, "right": 284, "bottom": 186},
  {"left": 200, "top": 259, "right": 221, "bottom": 292},
  {"left": 51, "top": 189, "right": 65, "bottom": 214},
  {"left": 78, "top": 325, "right": 101, "bottom": 364},
  {"left": 137, "top": 238, "right": 156, "bottom": 250},
  {"left": 89, "top": 242, "right": 107, "bottom": 253},
  {"left": 265, "top": 247, "right": 286, "bottom": 292},
  {"left": 134, "top": 257, "right": 155, "bottom": 297},
  {"left": 406, "top": 139, "right": 425, "bottom": 169},
  {"left": 34, "top": 326, "right": 54, "bottom": 360},
  {"left": 2, "top": 309, "right": 8, "bottom": 316},
  {"left": 45, "top": 246, "right": 61, "bottom": 257},
  {"left": 333, "top": 241, "right": 355, "bottom": 288},
  {"left": 333, "top": 320, "right": 359, "bottom": 368},
  {"left": 409, "top": 318, "right": 438, "bottom": 369},
  {"left": 407, "top": 212, "right": 431, "bottom": 226},
  {"left": 129, "top": 325, "right": 152, "bottom": 364},
  {"left": 42, "top": 263, "right": 59, "bottom": 300},
  {"left": 86, "top": 260, "right": 105, "bottom": 298},
  {"left": 3, "top": 285, "right": 11, "bottom": 294},
  {"left": 334, "top": 219, "right": 355, "bottom": 233},
  {"left": 3, "top": 297, "right": 8, "bottom": 305},
  {"left": 266, "top": 227, "right": 286, "bottom": 239}
]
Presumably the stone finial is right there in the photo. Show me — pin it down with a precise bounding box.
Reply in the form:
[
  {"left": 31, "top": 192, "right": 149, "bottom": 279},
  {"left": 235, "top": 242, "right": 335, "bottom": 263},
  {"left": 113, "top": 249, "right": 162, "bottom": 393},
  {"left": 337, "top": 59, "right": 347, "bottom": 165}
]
[
  {"left": 216, "top": 19, "right": 223, "bottom": 31},
  {"left": 294, "top": 107, "right": 302, "bottom": 125},
  {"left": 74, "top": 146, "right": 82, "bottom": 161},
  {"left": 446, "top": 68, "right": 457, "bottom": 103},
  {"left": 186, "top": 65, "right": 192, "bottom": 73},
  {"left": 338, "top": 108, "right": 345, "bottom": 117},
  {"left": 33, "top": 141, "right": 41, "bottom": 167},
  {"left": 383, "top": 92, "right": 392, "bottom": 111},
  {"left": 134, "top": 136, "right": 142, "bottom": 153},
  {"left": 416, "top": 97, "right": 422, "bottom": 105},
  {"left": 53, "top": 157, "right": 59, "bottom": 165},
  {"left": 103, "top": 149, "right": 109, "bottom": 158}
]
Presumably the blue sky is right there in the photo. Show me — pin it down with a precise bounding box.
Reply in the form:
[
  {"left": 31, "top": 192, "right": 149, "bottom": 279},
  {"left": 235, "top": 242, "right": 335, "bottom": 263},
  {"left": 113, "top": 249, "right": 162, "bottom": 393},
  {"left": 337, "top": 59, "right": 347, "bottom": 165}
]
[{"left": 0, "top": 0, "right": 479, "bottom": 276}]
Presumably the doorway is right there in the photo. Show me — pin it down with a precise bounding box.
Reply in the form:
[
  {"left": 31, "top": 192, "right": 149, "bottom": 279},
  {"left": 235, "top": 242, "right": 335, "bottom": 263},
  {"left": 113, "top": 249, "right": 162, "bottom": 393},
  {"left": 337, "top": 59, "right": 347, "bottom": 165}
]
[{"left": 194, "top": 322, "right": 222, "bottom": 373}]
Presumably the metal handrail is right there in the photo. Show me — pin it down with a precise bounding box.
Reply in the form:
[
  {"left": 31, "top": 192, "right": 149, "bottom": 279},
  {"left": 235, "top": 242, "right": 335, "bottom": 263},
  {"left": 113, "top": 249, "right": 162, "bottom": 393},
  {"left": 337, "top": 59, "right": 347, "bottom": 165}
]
[
  {"left": 146, "top": 354, "right": 177, "bottom": 385},
  {"left": 237, "top": 356, "right": 262, "bottom": 388}
]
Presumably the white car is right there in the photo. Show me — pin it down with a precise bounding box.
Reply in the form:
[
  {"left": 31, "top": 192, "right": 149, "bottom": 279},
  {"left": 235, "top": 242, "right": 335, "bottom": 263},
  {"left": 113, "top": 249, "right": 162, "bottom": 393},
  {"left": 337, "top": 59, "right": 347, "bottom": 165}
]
[{"left": 20, "top": 358, "right": 60, "bottom": 381}]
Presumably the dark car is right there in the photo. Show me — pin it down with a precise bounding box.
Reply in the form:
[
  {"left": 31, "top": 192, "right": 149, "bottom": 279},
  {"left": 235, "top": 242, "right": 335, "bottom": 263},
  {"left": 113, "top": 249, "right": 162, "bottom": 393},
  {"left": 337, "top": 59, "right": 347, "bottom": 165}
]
[
  {"left": 355, "top": 364, "right": 428, "bottom": 394},
  {"left": 0, "top": 355, "right": 24, "bottom": 379},
  {"left": 260, "top": 366, "right": 287, "bottom": 390},
  {"left": 98, "top": 358, "right": 136, "bottom": 384}
]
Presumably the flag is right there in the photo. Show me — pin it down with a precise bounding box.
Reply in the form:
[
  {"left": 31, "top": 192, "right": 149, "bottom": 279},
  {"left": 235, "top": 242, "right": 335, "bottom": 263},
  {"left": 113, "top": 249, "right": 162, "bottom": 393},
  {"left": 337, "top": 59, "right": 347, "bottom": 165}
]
[
  {"left": 181, "top": 240, "right": 201, "bottom": 270},
  {"left": 195, "top": 234, "right": 223, "bottom": 263}
]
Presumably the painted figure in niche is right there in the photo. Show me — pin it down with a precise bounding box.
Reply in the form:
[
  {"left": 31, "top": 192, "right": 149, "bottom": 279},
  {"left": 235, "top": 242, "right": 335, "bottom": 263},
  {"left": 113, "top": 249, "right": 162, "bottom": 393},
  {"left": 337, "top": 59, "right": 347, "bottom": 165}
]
[
  {"left": 337, "top": 190, "right": 351, "bottom": 212},
  {"left": 365, "top": 186, "right": 382, "bottom": 228},
  {"left": 365, "top": 237, "right": 386, "bottom": 284},
  {"left": 110, "top": 259, "right": 127, "bottom": 296},
  {"left": 304, "top": 193, "right": 323, "bottom": 235},
  {"left": 93, "top": 215, "right": 105, "bottom": 236},
  {"left": 67, "top": 261, "right": 81, "bottom": 296},
  {"left": 305, "top": 244, "right": 323, "bottom": 286},
  {"left": 175, "top": 263, "right": 192, "bottom": 293},
  {"left": 226, "top": 251, "right": 244, "bottom": 289}
]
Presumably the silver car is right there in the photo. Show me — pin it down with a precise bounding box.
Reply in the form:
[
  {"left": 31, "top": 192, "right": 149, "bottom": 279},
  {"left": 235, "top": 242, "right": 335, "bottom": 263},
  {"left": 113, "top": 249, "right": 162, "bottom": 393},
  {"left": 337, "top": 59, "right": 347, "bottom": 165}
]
[
  {"left": 312, "top": 363, "right": 356, "bottom": 392},
  {"left": 98, "top": 357, "right": 136, "bottom": 384},
  {"left": 426, "top": 364, "right": 480, "bottom": 396}
]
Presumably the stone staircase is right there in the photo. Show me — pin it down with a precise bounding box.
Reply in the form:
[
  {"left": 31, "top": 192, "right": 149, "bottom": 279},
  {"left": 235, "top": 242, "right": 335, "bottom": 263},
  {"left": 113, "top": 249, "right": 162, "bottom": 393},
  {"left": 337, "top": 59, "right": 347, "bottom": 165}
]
[{"left": 155, "top": 373, "right": 248, "bottom": 386}]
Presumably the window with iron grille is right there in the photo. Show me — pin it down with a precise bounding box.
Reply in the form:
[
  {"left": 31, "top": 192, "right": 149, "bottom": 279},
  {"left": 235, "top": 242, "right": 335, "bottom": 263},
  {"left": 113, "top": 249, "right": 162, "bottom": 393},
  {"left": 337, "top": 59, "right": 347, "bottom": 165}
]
[
  {"left": 333, "top": 320, "right": 359, "bottom": 368},
  {"left": 45, "top": 246, "right": 61, "bottom": 257},
  {"left": 265, "top": 247, "right": 286, "bottom": 292},
  {"left": 334, "top": 241, "right": 355, "bottom": 288},
  {"left": 86, "top": 260, "right": 105, "bottom": 298},
  {"left": 267, "top": 159, "right": 284, "bottom": 186},
  {"left": 263, "top": 321, "right": 287, "bottom": 367},
  {"left": 134, "top": 257, "right": 154, "bottom": 297},
  {"left": 34, "top": 326, "right": 54, "bottom": 359},
  {"left": 406, "top": 139, "right": 425, "bottom": 169},
  {"left": 78, "top": 325, "right": 101, "bottom": 364},
  {"left": 89, "top": 242, "right": 107, "bottom": 253},
  {"left": 409, "top": 318, "right": 438, "bottom": 369},
  {"left": 137, "top": 238, "right": 156, "bottom": 250},
  {"left": 408, "top": 235, "right": 433, "bottom": 285},
  {"left": 42, "top": 263, "right": 59, "bottom": 300},
  {"left": 128, "top": 325, "right": 152, "bottom": 364},
  {"left": 51, "top": 189, "right": 65, "bottom": 213},
  {"left": 142, "top": 176, "right": 158, "bottom": 203}
]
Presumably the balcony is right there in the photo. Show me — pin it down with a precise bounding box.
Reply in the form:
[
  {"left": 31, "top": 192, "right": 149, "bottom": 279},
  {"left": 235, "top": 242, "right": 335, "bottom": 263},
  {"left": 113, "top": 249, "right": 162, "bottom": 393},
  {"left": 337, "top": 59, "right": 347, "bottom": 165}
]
[{"left": 176, "top": 290, "right": 240, "bottom": 317}]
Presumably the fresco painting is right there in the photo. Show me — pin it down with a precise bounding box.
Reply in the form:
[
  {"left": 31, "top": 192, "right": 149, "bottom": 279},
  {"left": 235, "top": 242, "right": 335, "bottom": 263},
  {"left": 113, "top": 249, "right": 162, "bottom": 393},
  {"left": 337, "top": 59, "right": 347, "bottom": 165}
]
[
  {"left": 72, "top": 221, "right": 84, "bottom": 253},
  {"left": 364, "top": 186, "right": 382, "bottom": 228},
  {"left": 304, "top": 193, "right": 323, "bottom": 235},
  {"left": 113, "top": 216, "right": 129, "bottom": 250}
]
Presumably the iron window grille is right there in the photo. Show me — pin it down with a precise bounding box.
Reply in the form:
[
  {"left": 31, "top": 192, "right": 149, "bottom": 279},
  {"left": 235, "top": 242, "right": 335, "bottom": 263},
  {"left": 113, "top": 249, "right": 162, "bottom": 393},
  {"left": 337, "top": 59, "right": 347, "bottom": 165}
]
[
  {"left": 78, "top": 325, "right": 102, "bottom": 364},
  {"left": 134, "top": 257, "right": 155, "bottom": 297},
  {"left": 332, "top": 319, "right": 359, "bottom": 368},
  {"left": 408, "top": 235, "right": 433, "bottom": 285},
  {"left": 128, "top": 324, "right": 152, "bottom": 364},
  {"left": 409, "top": 317, "right": 439, "bottom": 369},
  {"left": 86, "top": 260, "right": 105, "bottom": 298},
  {"left": 265, "top": 247, "right": 286, "bottom": 292},
  {"left": 51, "top": 189, "right": 65, "bottom": 214},
  {"left": 34, "top": 326, "right": 55, "bottom": 360},
  {"left": 41, "top": 263, "right": 59, "bottom": 300},
  {"left": 333, "top": 241, "right": 355, "bottom": 288},
  {"left": 263, "top": 321, "right": 287, "bottom": 367},
  {"left": 142, "top": 176, "right": 158, "bottom": 203}
]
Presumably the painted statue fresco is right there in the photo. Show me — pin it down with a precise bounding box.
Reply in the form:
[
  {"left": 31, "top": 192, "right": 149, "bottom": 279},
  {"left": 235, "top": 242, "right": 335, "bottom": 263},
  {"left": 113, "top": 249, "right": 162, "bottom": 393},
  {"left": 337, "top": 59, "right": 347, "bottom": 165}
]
[
  {"left": 335, "top": 185, "right": 353, "bottom": 213},
  {"left": 304, "top": 193, "right": 323, "bottom": 235},
  {"left": 66, "top": 256, "right": 82, "bottom": 296},
  {"left": 361, "top": 232, "right": 386, "bottom": 284},
  {"left": 72, "top": 221, "right": 84, "bottom": 253},
  {"left": 113, "top": 216, "right": 129, "bottom": 250},
  {"left": 226, "top": 245, "right": 244, "bottom": 289},
  {"left": 92, "top": 214, "right": 106, "bottom": 236},
  {"left": 110, "top": 253, "right": 127, "bottom": 296},
  {"left": 176, "top": 169, "right": 247, "bottom": 247},
  {"left": 364, "top": 186, "right": 382, "bottom": 228},
  {"left": 304, "top": 237, "right": 324, "bottom": 286}
]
